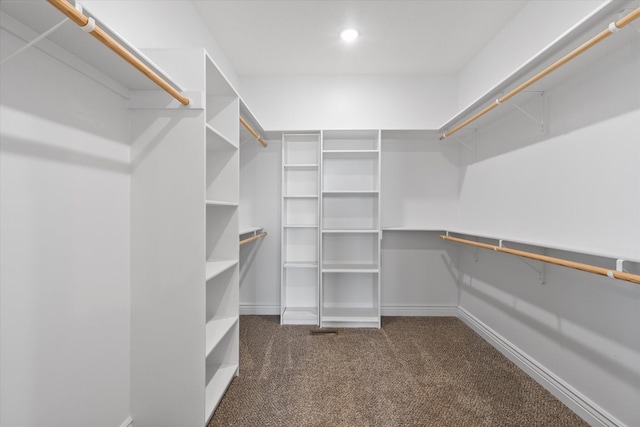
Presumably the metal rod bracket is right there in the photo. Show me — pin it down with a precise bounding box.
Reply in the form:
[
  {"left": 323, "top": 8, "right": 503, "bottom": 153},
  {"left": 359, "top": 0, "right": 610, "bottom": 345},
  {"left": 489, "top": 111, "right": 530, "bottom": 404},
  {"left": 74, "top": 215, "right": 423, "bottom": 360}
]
[
  {"left": 452, "top": 129, "right": 479, "bottom": 157},
  {"left": 505, "top": 92, "right": 546, "bottom": 134},
  {"left": 0, "top": 17, "right": 69, "bottom": 65}
]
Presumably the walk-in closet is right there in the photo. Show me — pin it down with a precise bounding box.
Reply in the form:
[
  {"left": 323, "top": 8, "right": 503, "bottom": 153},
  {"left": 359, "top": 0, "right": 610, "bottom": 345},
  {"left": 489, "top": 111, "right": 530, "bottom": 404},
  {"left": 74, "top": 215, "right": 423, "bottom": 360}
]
[{"left": 1, "top": 1, "right": 639, "bottom": 426}]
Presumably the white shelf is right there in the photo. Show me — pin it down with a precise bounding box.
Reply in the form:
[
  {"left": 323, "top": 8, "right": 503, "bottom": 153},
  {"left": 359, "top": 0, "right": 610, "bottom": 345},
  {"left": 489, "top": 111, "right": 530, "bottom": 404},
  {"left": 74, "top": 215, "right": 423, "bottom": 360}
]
[
  {"left": 323, "top": 149, "right": 379, "bottom": 154},
  {"left": 283, "top": 195, "right": 318, "bottom": 199},
  {"left": 205, "top": 363, "right": 238, "bottom": 422},
  {"left": 281, "top": 307, "right": 318, "bottom": 324},
  {"left": 206, "top": 260, "right": 238, "bottom": 282},
  {"left": 321, "top": 307, "right": 379, "bottom": 323},
  {"left": 284, "top": 164, "right": 319, "bottom": 169},
  {"left": 206, "top": 124, "right": 237, "bottom": 150},
  {"left": 205, "top": 316, "right": 238, "bottom": 358},
  {"left": 0, "top": 2, "right": 182, "bottom": 95},
  {"left": 206, "top": 200, "right": 239, "bottom": 207},
  {"left": 283, "top": 224, "right": 318, "bottom": 229},
  {"left": 322, "top": 229, "right": 379, "bottom": 234},
  {"left": 382, "top": 227, "right": 447, "bottom": 232},
  {"left": 446, "top": 229, "right": 640, "bottom": 264},
  {"left": 322, "top": 264, "right": 379, "bottom": 273},
  {"left": 284, "top": 261, "right": 318, "bottom": 269},
  {"left": 437, "top": 1, "right": 625, "bottom": 133},
  {"left": 323, "top": 191, "right": 379, "bottom": 195}
]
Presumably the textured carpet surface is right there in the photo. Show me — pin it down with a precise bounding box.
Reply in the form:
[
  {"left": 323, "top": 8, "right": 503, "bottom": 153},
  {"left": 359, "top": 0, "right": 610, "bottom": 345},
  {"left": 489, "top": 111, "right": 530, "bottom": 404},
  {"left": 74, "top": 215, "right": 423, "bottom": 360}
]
[{"left": 209, "top": 316, "right": 587, "bottom": 426}]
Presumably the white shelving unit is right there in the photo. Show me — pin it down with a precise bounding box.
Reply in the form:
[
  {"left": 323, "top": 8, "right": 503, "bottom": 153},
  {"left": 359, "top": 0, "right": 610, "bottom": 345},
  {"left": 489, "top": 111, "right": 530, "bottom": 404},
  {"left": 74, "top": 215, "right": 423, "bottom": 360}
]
[
  {"left": 320, "top": 130, "right": 381, "bottom": 328},
  {"left": 281, "top": 134, "right": 321, "bottom": 325},
  {"left": 204, "top": 53, "right": 240, "bottom": 423},
  {"left": 125, "top": 46, "right": 241, "bottom": 425}
]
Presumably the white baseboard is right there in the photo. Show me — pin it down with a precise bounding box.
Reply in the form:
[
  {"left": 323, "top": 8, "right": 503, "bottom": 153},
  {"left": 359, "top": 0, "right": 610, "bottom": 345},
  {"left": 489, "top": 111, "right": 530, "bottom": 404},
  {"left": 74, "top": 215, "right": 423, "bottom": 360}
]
[
  {"left": 119, "top": 417, "right": 132, "bottom": 427},
  {"left": 240, "top": 304, "right": 280, "bottom": 315},
  {"left": 381, "top": 304, "right": 458, "bottom": 317},
  {"left": 457, "top": 307, "right": 622, "bottom": 427},
  {"left": 240, "top": 304, "right": 458, "bottom": 317}
]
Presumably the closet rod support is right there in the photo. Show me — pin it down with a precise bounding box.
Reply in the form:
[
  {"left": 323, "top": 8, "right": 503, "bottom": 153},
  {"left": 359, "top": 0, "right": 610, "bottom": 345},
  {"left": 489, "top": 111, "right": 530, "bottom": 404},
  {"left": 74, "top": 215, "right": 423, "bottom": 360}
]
[
  {"left": 616, "top": 259, "right": 627, "bottom": 273},
  {"left": 505, "top": 92, "right": 546, "bottom": 134},
  {"left": 451, "top": 129, "right": 478, "bottom": 156},
  {"left": 0, "top": 17, "right": 68, "bottom": 65},
  {"left": 497, "top": 239, "right": 545, "bottom": 283}
]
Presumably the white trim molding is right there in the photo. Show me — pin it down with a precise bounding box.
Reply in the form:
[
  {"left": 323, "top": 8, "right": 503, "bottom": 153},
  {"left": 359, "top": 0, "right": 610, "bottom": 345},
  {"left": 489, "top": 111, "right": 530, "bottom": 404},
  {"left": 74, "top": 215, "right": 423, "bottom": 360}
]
[
  {"left": 457, "top": 307, "right": 623, "bottom": 427},
  {"left": 240, "top": 304, "right": 459, "bottom": 317},
  {"left": 381, "top": 304, "right": 458, "bottom": 317}
]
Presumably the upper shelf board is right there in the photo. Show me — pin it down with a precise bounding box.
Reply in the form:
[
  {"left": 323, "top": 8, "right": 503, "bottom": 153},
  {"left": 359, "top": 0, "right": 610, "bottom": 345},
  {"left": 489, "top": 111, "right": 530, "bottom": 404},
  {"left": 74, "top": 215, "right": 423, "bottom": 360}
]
[
  {"left": 0, "top": 2, "right": 182, "bottom": 93},
  {"left": 438, "top": 0, "right": 638, "bottom": 134}
]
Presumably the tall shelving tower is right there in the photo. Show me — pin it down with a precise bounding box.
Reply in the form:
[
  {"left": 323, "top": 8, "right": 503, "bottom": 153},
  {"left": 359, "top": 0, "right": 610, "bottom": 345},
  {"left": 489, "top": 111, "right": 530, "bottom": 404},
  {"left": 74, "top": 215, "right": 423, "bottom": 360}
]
[
  {"left": 320, "top": 130, "right": 381, "bottom": 328},
  {"left": 280, "top": 133, "right": 321, "bottom": 325},
  {"left": 130, "top": 48, "right": 240, "bottom": 426}
]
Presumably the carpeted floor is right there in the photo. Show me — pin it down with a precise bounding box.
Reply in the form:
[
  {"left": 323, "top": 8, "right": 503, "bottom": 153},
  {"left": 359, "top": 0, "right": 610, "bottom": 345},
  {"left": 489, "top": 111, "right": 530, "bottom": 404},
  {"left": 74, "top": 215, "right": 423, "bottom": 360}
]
[{"left": 209, "top": 316, "right": 587, "bottom": 426}]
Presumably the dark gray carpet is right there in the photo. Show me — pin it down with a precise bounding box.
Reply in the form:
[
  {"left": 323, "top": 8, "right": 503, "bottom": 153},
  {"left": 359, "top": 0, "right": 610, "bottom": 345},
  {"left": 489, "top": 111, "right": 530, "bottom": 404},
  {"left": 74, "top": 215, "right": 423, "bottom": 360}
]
[{"left": 209, "top": 316, "right": 587, "bottom": 426}]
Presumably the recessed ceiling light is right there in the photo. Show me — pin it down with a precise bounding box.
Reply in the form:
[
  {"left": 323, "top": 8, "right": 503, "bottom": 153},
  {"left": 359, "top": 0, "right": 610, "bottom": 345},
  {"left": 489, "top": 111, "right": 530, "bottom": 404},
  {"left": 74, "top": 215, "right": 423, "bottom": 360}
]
[{"left": 340, "top": 29, "right": 358, "bottom": 42}]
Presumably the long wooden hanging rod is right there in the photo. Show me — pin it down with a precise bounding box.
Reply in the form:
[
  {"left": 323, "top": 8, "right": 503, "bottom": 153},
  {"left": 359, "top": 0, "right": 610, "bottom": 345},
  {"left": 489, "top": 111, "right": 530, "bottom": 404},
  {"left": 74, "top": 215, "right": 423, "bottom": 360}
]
[
  {"left": 440, "top": 6, "right": 640, "bottom": 141},
  {"left": 46, "top": 0, "right": 190, "bottom": 106},
  {"left": 440, "top": 235, "right": 640, "bottom": 285},
  {"left": 239, "top": 116, "right": 267, "bottom": 147},
  {"left": 240, "top": 231, "right": 267, "bottom": 246}
]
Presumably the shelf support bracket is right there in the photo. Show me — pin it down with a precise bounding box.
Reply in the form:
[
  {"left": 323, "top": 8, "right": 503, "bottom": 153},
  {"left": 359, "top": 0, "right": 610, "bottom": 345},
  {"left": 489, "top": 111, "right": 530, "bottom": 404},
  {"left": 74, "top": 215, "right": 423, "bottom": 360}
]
[
  {"left": 452, "top": 129, "right": 478, "bottom": 157},
  {"left": 616, "top": 259, "right": 627, "bottom": 273},
  {"left": 1, "top": 17, "right": 69, "bottom": 65},
  {"left": 504, "top": 92, "right": 546, "bottom": 135},
  {"left": 500, "top": 240, "right": 546, "bottom": 284}
]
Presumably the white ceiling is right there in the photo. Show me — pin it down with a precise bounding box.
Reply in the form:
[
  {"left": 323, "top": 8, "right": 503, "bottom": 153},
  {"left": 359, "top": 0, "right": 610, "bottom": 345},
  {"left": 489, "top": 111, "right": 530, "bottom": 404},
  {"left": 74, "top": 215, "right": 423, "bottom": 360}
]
[{"left": 192, "top": 0, "right": 527, "bottom": 76}]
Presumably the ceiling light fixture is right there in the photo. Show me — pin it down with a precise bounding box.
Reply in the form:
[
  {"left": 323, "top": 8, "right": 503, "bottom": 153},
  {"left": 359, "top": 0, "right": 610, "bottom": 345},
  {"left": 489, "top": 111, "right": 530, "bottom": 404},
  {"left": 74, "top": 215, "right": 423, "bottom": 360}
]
[{"left": 340, "top": 28, "right": 358, "bottom": 42}]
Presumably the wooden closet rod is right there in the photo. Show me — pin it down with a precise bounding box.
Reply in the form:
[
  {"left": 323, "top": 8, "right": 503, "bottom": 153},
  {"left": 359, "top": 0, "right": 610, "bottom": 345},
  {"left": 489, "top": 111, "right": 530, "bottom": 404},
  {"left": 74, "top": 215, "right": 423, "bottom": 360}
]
[
  {"left": 47, "top": 0, "right": 190, "bottom": 106},
  {"left": 240, "top": 231, "right": 267, "bottom": 246},
  {"left": 239, "top": 116, "right": 267, "bottom": 147},
  {"left": 440, "top": 235, "right": 640, "bottom": 285},
  {"left": 440, "top": 6, "right": 640, "bottom": 141}
]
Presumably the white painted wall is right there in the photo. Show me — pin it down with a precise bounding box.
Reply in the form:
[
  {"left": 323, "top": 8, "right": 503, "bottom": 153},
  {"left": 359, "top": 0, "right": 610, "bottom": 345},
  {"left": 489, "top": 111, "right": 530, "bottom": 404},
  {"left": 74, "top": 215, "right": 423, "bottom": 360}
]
[
  {"left": 455, "top": 11, "right": 640, "bottom": 426},
  {"left": 240, "top": 74, "right": 458, "bottom": 131},
  {"left": 0, "top": 28, "right": 130, "bottom": 427},
  {"left": 458, "top": 249, "right": 640, "bottom": 427},
  {"left": 380, "top": 137, "right": 460, "bottom": 315},
  {"left": 457, "top": 34, "right": 640, "bottom": 261},
  {"left": 381, "top": 231, "right": 458, "bottom": 316},
  {"left": 381, "top": 137, "right": 459, "bottom": 229},
  {"left": 457, "top": 0, "right": 605, "bottom": 110},
  {"left": 239, "top": 138, "right": 282, "bottom": 314}
]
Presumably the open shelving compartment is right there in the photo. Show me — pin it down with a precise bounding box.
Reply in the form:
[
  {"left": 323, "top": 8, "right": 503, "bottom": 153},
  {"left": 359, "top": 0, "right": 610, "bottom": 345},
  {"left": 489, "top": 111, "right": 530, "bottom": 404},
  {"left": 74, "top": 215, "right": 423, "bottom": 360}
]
[
  {"left": 320, "top": 130, "right": 381, "bottom": 328},
  {"left": 281, "top": 133, "right": 321, "bottom": 325},
  {"left": 322, "top": 151, "right": 379, "bottom": 193},
  {"left": 322, "top": 192, "right": 379, "bottom": 232},
  {"left": 204, "top": 53, "right": 239, "bottom": 422},
  {"left": 321, "top": 271, "right": 380, "bottom": 328}
]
